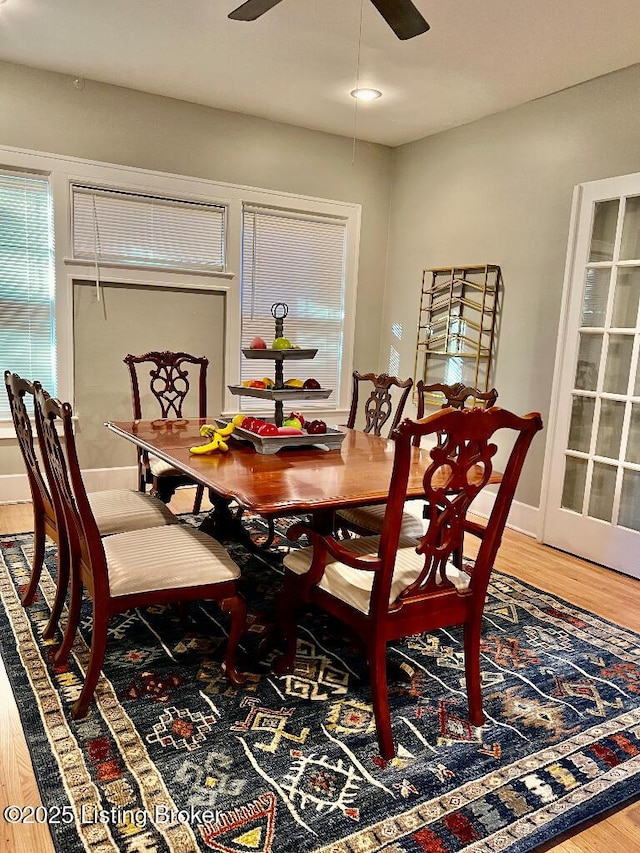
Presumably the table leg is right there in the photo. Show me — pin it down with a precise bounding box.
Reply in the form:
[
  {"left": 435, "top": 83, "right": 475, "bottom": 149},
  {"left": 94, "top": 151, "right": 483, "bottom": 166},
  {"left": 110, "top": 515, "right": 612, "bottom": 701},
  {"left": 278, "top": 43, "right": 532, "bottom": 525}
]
[
  {"left": 199, "top": 493, "right": 279, "bottom": 554},
  {"left": 308, "top": 509, "right": 336, "bottom": 536},
  {"left": 199, "top": 493, "right": 248, "bottom": 543}
]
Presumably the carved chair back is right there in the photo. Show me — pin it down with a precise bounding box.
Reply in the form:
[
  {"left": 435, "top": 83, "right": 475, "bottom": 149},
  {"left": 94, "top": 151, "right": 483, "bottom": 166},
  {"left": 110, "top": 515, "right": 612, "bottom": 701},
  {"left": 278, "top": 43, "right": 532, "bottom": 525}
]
[
  {"left": 372, "top": 407, "right": 543, "bottom": 624},
  {"left": 416, "top": 381, "right": 498, "bottom": 416},
  {"left": 346, "top": 371, "right": 413, "bottom": 437},
  {"left": 413, "top": 382, "right": 498, "bottom": 447},
  {"left": 123, "top": 351, "right": 208, "bottom": 421},
  {"left": 4, "top": 371, "right": 53, "bottom": 518},
  {"left": 33, "top": 384, "right": 109, "bottom": 601}
]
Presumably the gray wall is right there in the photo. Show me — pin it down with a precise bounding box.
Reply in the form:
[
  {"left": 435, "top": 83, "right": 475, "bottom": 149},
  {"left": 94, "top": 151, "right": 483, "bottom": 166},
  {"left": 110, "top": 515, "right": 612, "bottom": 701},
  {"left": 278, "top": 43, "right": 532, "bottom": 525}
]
[
  {"left": 383, "top": 64, "right": 640, "bottom": 507},
  {"left": 0, "top": 60, "right": 392, "bottom": 482}
]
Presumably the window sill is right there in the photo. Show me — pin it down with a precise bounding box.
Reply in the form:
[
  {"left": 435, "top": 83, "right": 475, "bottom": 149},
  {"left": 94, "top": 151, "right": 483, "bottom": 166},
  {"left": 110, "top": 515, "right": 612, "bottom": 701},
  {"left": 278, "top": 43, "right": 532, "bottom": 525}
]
[
  {"left": 63, "top": 257, "right": 235, "bottom": 280},
  {"left": 0, "top": 417, "right": 76, "bottom": 440}
]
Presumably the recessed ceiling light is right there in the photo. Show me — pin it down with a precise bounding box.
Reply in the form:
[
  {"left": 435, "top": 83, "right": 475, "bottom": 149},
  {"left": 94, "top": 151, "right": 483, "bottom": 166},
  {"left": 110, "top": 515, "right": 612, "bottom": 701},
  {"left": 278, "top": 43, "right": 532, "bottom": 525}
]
[{"left": 350, "top": 88, "right": 382, "bottom": 101}]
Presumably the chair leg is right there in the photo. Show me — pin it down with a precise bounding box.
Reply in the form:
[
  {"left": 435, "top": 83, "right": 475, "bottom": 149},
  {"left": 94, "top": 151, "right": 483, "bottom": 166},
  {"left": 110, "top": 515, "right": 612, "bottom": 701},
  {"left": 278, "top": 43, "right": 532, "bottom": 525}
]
[
  {"left": 221, "top": 593, "right": 247, "bottom": 687},
  {"left": 72, "top": 605, "right": 109, "bottom": 719},
  {"left": 54, "top": 565, "right": 83, "bottom": 665},
  {"left": 22, "top": 512, "right": 45, "bottom": 606},
  {"left": 464, "top": 615, "right": 485, "bottom": 727},
  {"left": 273, "top": 574, "right": 301, "bottom": 674},
  {"left": 137, "top": 460, "right": 146, "bottom": 493},
  {"left": 369, "top": 635, "right": 394, "bottom": 759},
  {"left": 193, "top": 484, "right": 205, "bottom": 514},
  {"left": 42, "top": 533, "right": 70, "bottom": 640}
]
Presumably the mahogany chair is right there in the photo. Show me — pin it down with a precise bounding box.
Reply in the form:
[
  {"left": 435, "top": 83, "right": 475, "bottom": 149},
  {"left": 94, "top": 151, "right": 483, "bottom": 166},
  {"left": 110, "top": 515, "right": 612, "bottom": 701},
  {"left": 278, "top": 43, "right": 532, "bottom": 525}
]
[
  {"left": 4, "top": 371, "right": 178, "bottom": 642},
  {"left": 33, "top": 383, "right": 247, "bottom": 719},
  {"left": 276, "top": 406, "right": 543, "bottom": 758},
  {"left": 123, "top": 351, "right": 208, "bottom": 512},
  {"left": 338, "top": 371, "right": 423, "bottom": 539}
]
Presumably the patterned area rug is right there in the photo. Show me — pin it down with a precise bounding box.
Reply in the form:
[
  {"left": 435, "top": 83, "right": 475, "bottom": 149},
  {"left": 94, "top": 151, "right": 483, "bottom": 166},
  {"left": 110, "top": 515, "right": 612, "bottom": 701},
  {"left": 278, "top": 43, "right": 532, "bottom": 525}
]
[{"left": 0, "top": 515, "right": 639, "bottom": 853}]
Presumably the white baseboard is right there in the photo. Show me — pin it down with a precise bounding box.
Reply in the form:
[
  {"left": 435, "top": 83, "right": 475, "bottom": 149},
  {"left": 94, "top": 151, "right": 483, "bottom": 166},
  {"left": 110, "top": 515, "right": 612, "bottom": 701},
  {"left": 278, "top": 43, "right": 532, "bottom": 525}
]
[
  {"left": 404, "top": 492, "right": 539, "bottom": 539},
  {"left": 0, "top": 466, "right": 138, "bottom": 504},
  {"left": 467, "top": 491, "right": 539, "bottom": 538},
  {"left": 0, "top": 474, "right": 33, "bottom": 504}
]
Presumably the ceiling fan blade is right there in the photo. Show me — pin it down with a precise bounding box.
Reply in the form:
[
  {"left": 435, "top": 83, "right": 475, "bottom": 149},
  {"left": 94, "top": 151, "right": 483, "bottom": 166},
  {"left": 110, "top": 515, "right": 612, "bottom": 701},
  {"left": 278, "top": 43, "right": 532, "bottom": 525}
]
[
  {"left": 228, "top": 0, "right": 286, "bottom": 22},
  {"left": 369, "top": 0, "right": 430, "bottom": 40}
]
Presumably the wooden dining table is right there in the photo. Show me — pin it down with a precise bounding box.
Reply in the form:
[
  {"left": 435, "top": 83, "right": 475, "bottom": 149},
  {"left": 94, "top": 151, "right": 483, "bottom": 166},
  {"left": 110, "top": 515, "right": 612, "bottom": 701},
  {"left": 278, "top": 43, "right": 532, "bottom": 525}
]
[{"left": 105, "top": 418, "right": 501, "bottom": 547}]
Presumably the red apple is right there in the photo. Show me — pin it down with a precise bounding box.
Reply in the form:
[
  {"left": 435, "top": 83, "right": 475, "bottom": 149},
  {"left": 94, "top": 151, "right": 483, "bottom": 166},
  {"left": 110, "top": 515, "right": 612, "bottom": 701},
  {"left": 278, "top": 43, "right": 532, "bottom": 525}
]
[
  {"left": 306, "top": 419, "right": 327, "bottom": 434},
  {"left": 256, "top": 422, "right": 278, "bottom": 436},
  {"left": 250, "top": 336, "right": 267, "bottom": 349},
  {"left": 303, "top": 378, "right": 321, "bottom": 390},
  {"left": 289, "top": 411, "right": 305, "bottom": 426},
  {"left": 277, "top": 426, "right": 304, "bottom": 435}
]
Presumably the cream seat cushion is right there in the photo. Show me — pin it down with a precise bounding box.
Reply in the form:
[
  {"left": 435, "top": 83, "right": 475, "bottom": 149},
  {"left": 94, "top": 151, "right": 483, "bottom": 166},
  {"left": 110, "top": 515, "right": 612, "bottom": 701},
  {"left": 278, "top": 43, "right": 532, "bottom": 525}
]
[
  {"left": 337, "top": 503, "right": 424, "bottom": 539},
  {"left": 89, "top": 489, "right": 178, "bottom": 536},
  {"left": 283, "top": 535, "right": 470, "bottom": 615},
  {"left": 103, "top": 524, "right": 240, "bottom": 598},
  {"left": 149, "top": 454, "right": 188, "bottom": 479}
]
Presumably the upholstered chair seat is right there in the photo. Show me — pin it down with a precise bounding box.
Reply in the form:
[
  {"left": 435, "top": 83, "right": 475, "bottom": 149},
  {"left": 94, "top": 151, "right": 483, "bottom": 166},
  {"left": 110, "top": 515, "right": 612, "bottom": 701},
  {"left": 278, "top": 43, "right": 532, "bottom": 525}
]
[
  {"left": 89, "top": 489, "right": 177, "bottom": 536},
  {"left": 148, "top": 454, "right": 187, "bottom": 479},
  {"left": 104, "top": 525, "right": 240, "bottom": 598},
  {"left": 284, "top": 534, "right": 469, "bottom": 615},
  {"left": 336, "top": 503, "right": 424, "bottom": 540}
]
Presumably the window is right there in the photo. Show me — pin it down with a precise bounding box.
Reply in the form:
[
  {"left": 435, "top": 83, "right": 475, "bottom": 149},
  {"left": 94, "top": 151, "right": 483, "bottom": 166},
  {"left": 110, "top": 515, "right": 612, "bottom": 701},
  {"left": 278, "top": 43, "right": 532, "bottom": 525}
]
[
  {"left": 72, "top": 185, "right": 226, "bottom": 271},
  {"left": 240, "top": 207, "right": 347, "bottom": 409},
  {"left": 0, "top": 172, "right": 56, "bottom": 419}
]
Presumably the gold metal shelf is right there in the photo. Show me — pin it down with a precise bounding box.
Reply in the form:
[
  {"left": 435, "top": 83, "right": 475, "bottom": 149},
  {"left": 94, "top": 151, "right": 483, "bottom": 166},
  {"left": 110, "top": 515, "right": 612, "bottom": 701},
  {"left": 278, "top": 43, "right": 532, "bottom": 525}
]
[{"left": 414, "top": 264, "right": 500, "bottom": 392}]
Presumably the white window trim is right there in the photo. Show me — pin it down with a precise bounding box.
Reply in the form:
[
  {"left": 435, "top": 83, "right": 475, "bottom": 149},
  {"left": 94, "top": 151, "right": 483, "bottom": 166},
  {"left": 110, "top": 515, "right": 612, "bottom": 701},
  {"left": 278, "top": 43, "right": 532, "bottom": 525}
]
[{"left": 0, "top": 143, "right": 360, "bottom": 437}]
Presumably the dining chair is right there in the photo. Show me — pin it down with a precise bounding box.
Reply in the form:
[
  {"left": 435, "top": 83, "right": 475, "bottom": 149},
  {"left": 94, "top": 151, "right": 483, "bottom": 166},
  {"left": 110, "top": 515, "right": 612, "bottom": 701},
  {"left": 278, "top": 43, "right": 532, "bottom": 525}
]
[
  {"left": 123, "top": 351, "right": 208, "bottom": 513},
  {"left": 275, "top": 406, "right": 543, "bottom": 758},
  {"left": 33, "top": 383, "right": 247, "bottom": 719},
  {"left": 4, "top": 371, "right": 179, "bottom": 642},
  {"left": 337, "top": 370, "right": 423, "bottom": 539}
]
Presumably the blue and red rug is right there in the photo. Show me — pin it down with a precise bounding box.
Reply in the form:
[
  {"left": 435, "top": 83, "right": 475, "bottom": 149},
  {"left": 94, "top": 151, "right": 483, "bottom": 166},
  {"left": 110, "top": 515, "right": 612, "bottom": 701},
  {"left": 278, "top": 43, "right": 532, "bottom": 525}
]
[{"left": 0, "top": 515, "right": 638, "bottom": 853}]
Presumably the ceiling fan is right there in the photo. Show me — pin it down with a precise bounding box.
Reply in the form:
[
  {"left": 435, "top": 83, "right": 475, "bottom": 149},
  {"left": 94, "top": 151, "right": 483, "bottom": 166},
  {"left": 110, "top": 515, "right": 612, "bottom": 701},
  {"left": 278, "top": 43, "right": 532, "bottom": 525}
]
[{"left": 228, "top": 0, "right": 430, "bottom": 41}]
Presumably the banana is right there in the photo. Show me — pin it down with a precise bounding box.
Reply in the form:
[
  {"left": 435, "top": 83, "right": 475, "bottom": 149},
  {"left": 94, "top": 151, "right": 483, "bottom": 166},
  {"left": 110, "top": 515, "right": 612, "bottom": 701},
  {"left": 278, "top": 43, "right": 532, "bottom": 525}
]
[
  {"left": 215, "top": 422, "right": 235, "bottom": 437},
  {"left": 190, "top": 436, "right": 221, "bottom": 454},
  {"left": 190, "top": 422, "right": 234, "bottom": 454}
]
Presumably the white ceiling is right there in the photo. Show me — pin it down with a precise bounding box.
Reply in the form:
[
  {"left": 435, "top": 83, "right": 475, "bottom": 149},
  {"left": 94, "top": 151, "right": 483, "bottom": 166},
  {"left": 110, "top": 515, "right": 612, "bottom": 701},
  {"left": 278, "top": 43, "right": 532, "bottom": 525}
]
[{"left": 2, "top": 0, "right": 640, "bottom": 147}]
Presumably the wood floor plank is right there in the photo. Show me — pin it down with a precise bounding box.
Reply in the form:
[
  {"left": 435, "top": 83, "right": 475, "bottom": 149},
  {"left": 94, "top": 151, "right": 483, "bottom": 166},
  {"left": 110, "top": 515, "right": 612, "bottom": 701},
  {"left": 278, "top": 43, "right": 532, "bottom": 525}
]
[{"left": 0, "top": 493, "right": 638, "bottom": 853}]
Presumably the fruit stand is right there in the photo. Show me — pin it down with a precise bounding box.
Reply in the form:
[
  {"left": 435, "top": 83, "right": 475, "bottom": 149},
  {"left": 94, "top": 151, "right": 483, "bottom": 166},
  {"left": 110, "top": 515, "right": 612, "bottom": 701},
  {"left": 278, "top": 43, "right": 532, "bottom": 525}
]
[{"left": 226, "top": 302, "right": 345, "bottom": 453}]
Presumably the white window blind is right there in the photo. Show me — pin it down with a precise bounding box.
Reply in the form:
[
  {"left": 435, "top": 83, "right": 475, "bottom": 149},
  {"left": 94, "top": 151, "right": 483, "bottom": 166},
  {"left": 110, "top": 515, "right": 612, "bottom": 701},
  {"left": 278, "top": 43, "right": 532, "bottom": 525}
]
[
  {"left": 0, "top": 172, "right": 56, "bottom": 419},
  {"left": 72, "top": 186, "right": 226, "bottom": 271},
  {"left": 240, "top": 207, "right": 347, "bottom": 410}
]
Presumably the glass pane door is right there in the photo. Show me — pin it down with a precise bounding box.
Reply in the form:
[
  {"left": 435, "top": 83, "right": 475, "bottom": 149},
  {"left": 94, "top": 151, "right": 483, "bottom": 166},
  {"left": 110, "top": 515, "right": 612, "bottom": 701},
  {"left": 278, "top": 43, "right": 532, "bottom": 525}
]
[{"left": 544, "top": 176, "right": 640, "bottom": 578}]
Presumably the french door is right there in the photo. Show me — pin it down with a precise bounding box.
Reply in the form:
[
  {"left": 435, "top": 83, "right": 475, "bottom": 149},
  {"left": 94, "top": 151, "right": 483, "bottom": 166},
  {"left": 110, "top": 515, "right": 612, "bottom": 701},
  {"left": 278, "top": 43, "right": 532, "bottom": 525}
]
[{"left": 543, "top": 173, "right": 640, "bottom": 578}]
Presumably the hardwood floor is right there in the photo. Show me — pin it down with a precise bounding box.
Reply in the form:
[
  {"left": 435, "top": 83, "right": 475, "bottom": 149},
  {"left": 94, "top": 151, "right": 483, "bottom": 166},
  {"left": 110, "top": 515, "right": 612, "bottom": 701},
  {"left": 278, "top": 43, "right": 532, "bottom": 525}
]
[{"left": 0, "top": 492, "right": 638, "bottom": 853}]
